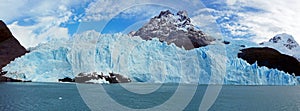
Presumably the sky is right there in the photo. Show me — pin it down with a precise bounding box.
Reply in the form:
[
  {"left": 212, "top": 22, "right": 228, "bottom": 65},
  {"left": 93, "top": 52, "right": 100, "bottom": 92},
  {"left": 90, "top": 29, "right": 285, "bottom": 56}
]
[{"left": 1, "top": 0, "right": 300, "bottom": 48}]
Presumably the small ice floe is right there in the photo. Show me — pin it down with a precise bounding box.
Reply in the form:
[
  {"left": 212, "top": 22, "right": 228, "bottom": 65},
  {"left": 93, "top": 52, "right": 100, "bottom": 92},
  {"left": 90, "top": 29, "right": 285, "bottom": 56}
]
[{"left": 59, "top": 97, "right": 63, "bottom": 100}]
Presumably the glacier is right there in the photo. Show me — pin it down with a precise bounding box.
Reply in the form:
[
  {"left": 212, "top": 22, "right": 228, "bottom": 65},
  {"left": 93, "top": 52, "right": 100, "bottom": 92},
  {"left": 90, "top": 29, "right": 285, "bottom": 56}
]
[{"left": 3, "top": 31, "right": 298, "bottom": 85}]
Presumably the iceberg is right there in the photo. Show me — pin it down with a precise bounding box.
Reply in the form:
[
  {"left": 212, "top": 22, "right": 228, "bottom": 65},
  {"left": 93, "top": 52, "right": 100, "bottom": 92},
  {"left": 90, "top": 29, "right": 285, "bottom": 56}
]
[{"left": 3, "top": 31, "right": 298, "bottom": 85}]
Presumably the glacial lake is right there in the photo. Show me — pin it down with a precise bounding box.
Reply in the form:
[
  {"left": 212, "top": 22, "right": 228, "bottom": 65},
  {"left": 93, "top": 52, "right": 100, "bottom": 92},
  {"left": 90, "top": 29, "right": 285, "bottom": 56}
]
[{"left": 1, "top": 82, "right": 300, "bottom": 111}]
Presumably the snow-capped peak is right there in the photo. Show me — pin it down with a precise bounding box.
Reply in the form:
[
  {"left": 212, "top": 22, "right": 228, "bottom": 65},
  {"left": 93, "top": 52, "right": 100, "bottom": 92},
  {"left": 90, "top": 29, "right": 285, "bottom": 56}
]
[
  {"left": 154, "top": 10, "right": 193, "bottom": 31},
  {"left": 260, "top": 33, "right": 300, "bottom": 61},
  {"left": 266, "top": 33, "right": 299, "bottom": 50},
  {"left": 132, "top": 10, "right": 215, "bottom": 50}
]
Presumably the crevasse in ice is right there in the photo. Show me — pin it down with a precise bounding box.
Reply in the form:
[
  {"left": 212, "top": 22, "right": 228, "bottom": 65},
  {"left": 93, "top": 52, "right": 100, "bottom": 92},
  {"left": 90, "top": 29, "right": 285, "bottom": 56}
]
[{"left": 3, "top": 31, "right": 298, "bottom": 85}]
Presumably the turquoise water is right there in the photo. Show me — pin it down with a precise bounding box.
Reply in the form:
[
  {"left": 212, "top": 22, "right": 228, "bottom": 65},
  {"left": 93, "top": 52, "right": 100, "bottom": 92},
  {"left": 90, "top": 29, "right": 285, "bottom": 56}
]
[
  {"left": 1, "top": 82, "right": 300, "bottom": 111},
  {"left": 0, "top": 82, "right": 89, "bottom": 111}
]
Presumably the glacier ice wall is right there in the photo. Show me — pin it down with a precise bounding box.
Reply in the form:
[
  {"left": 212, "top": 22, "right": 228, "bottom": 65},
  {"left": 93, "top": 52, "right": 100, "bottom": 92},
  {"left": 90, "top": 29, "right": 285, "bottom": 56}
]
[{"left": 3, "top": 31, "right": 298, "bottom": 85}]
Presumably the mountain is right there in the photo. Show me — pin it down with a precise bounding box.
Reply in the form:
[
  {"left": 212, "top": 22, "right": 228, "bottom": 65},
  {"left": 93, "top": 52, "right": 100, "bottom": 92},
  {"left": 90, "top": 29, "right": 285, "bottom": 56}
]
[
  {"left": 132, "top": 10, "right": 215, "bottom": 50},
  {"left": 0, "top": 20, "right": 27, "bottom": 81},
  {"left": 260, "top": 33, "right": 300, "bottom": 61}
]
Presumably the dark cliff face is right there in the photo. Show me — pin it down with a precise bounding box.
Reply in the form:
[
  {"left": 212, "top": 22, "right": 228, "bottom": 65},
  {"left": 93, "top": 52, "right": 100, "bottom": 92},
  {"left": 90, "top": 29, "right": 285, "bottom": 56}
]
[
  {"left": 0, "top": 20, "right": 27, "bottom": 81},
  {"left": 132, "top": 10, "right": 215, "bottom": 50},
  {"left": 0, "top": 21, "right": 13, "bottom": 42},
  {"left": 238, "top": 47, "right": 300, "bottom": 76}
]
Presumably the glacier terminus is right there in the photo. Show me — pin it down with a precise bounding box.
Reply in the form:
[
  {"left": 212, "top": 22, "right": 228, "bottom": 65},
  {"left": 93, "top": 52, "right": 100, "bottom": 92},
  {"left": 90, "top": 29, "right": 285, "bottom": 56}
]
[{"left": 3, "top": 30, "right": 299, "bottom": 85}]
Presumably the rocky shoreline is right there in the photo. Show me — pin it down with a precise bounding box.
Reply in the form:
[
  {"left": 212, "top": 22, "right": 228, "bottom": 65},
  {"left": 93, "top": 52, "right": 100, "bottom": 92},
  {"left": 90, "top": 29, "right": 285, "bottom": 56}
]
[{"left": 59, "top": 72, "right": 131, "bottom": 84}]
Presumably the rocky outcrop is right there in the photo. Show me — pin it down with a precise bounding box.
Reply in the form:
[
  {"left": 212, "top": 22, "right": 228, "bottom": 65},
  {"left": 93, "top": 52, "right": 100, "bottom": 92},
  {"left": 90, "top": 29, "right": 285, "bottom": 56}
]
[
  {"left": 0, "top": 20, "right": 27, "bottom": 81},
  {"left": 132, "top": 10, "right": 215, "bottom": 50},
  {"left": 238, "top": 47, "right": 300, "bottom": 76},
  {"left": 60, "top": 72, "right": 132, "bottom": 84}
]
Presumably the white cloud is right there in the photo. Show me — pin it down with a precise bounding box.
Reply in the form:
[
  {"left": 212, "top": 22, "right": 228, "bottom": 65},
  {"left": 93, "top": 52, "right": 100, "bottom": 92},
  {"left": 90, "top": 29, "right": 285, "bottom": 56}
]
[
  {"left": 191, "top": 8, "right": 223, "bottom": 38},
  {"left": 83, "top": 0, "right": 204, "bottom": 21},
  {"left": 191, "top": 0, "right": 300, "bottom": 44},
  {"left": 0, "top": 0, "right": 85, "bottom": 23},
  {"left": 0, "top": 1, "right": 28, "bottom": 22},
  {"left": 7, "top": 16, "right": 71, "bottom": 49},
  {"left": 83, "top": 0, "right": 134, "bottom": 21},
  {"left": 226, "top": 0, "right": 237, "bottom": 5},
  {"left": 8, "top": 21, "right": 70, "bottom": 48},
  {"left": 0, "top": 0, "right": 88, "bottom": 48},
  {"left": 223, "top": 0, "right": 300, "bottom": 43},
  {"left": 191, "top": 7, "right": 252, "bottom": 39}
]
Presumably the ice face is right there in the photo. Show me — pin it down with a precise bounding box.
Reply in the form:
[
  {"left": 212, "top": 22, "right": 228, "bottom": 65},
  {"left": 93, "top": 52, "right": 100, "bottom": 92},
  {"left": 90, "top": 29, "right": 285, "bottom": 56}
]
[{"left": 3, "top": 31, "right": 298, "bottom": 85}]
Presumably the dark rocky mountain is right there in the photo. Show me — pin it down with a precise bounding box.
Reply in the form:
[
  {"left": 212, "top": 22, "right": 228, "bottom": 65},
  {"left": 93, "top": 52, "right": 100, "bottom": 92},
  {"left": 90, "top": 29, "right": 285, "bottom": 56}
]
[
  {"left": 0, "top": 20, "right": 27, "bottom": 81},
  {"left": 132, "top": 10, "right": 215, "bottom": 50},
  {"left": 238, "top": 47, "right": 300, "bottom": 76}
]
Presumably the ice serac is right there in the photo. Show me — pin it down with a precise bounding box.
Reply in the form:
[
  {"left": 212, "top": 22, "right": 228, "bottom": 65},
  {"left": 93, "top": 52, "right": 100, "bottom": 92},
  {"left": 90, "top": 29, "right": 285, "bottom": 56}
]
[
  {"left": 132, "top": 10, "right": 215, "bottom": 50},
  {"left": 3, "top": 31, "right": 298, "bottom": 85},
  {"left": 260, "top": 33, "right": 300, "bottom": 61},
  {"left": 0, "top": 20, "right": 27, "bottom": 81}
]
